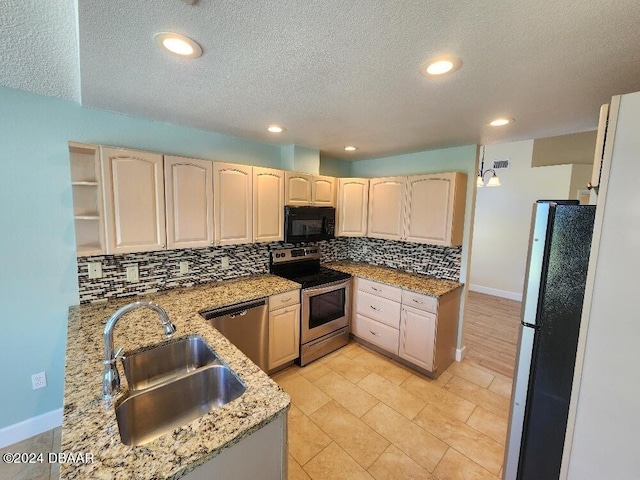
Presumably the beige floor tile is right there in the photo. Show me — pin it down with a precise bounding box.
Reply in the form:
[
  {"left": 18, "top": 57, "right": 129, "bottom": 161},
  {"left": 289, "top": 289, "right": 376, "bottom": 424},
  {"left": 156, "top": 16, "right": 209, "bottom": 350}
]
[
  {"left": 298, "top": 361, "right": 331, "bottom": 382},
  {"left": 324, "top": 353, "right": 372, "bottom": 383},
  {"left": 466, "top": 406, "right": 508, "bottom": 445},
  {"left": 448, "top": 362, "right": 495, "bottom": 388},
  {"left": 362, "top": 402, "right": 447, "bottom": 472},
  {"left": 288, "top": 405, "right": 332, "bottom": 466},
  {"left": 340, "top": 341, "right": 367, "bottom": 359},
  {"left": 413, "top": 405, "right": 504, "bottom": 475},
  {"left": 273, "top": 367, "right": 303, "bottom": 383},
  {"left": 358, "top": 373, "right": 426, "bottom": 419},
  {"left": 444, "top": 376, "right": 511, "bottom": 419},
  {"left": 353, "top": 351, "right": 412, "bottom": 385},
  {"left": 289, "top": 454, "right": 311, "bottom": 480},
  {"left": 277, "top": 372, "right": 332, "bottom": 415},
  {"left": 303, "top": 442, "right": 374, "bottom": 480},
  {"left": 313, "top": 371, "right": 379, "bottom": 418},
  {"left": 433, "top": 448, "right": 500, "bottom": 480},
  {"left": 431, "top": 369, "right": 454, "bottom": 387},
  {"left": 488, "top": 375, "right": 513, "bottom": 399},
  {"left": 0, "top": 430, "right": 53, "bottom": 480},
  {"left": 310, "top": 401, "right": 388, "bottom": 469},
  {"left": 367, "top": 444, "right": 436, "bottom": 480},
  {"left": 401, "top": 374, "right": 476, "bottom": 423}
]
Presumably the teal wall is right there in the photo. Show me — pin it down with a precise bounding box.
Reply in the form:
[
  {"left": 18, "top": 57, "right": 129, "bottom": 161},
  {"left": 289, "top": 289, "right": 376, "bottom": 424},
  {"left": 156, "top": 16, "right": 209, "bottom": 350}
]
[
  {"left": 319, "top": 156, "right": 352, "bottom": 177},
  {"left": 0, "top": 86, "right": 282, "bottom": 430}
]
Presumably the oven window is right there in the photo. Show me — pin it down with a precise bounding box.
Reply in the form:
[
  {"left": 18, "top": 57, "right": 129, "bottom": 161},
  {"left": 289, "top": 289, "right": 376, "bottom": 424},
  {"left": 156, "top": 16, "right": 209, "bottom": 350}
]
[
  {"left": 309, "top": 288, "right": 345, "bottom": 329},
  {"left": 291, "top": 218, "right": 324, "bottom": 238}
]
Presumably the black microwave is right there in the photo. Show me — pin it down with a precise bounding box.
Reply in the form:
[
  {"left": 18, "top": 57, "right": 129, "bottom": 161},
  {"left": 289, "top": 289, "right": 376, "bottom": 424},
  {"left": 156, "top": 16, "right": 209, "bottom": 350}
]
[{"left": 284, "top": 206, "right": 335, "bottom": 243}]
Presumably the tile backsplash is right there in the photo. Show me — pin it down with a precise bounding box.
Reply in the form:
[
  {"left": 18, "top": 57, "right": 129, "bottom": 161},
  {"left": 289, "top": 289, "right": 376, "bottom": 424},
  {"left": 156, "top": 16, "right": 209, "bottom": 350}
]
[{"left": 77, "top": 237, "right": 460, "bottom": 303}]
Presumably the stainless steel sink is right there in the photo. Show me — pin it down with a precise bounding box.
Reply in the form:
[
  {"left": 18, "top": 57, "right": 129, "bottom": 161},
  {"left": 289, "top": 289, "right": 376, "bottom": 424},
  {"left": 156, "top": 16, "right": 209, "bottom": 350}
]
[
  {"left": 114, "top": 336, "right": 247, "bottom": 446},
  {"left": 122, "top": 335, "right": 220, "bottom": 391}
]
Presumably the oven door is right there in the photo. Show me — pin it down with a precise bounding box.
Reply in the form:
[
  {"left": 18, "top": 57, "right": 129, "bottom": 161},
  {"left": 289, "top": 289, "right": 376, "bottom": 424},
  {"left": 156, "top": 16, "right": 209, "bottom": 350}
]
[{"left": 301, "top": 279, "right": 351, "bottom": 344}]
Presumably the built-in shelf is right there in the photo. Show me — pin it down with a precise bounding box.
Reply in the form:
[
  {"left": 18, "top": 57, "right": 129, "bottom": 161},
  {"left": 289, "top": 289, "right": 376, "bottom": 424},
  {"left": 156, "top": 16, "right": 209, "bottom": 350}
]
[
  {"left": 72, "top": 181, "right": 99, "bottom": 186},
  {"left": 75, "top": 215, "right": 100, "bottom": 221}
]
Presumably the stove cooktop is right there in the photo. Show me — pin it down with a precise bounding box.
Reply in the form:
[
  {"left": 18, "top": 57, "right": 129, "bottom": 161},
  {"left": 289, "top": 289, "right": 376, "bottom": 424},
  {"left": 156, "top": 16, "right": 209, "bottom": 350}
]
[{"left": 276, "top": 266, "right": 351, "bottom": 289}]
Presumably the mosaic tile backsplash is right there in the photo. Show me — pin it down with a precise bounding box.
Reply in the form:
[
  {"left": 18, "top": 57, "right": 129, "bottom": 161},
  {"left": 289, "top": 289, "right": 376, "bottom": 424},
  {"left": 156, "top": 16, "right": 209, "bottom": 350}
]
[{"left": 77, "top": 237, "right": 460, "bottom": 303}]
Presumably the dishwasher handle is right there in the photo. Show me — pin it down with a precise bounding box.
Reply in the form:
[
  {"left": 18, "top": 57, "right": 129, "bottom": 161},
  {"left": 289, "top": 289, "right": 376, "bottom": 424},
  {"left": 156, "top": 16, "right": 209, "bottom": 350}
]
[{"left": 200, "top": 298, "right": 267, "bottom": 320}]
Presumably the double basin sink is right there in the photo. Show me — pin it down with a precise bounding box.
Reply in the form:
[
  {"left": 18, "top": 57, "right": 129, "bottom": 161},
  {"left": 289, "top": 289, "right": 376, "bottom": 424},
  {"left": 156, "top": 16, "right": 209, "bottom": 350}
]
[{"left": 115, "top": 335, "right": 246, "bottom": 446}]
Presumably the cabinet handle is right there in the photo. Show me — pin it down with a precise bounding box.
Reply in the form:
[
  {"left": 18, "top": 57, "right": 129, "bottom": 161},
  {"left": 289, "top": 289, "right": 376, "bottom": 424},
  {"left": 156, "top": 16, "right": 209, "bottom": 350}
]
[
  {"left": 371, "top": 287, "right": 381, "bottom": 292},
  {"left": 370, "top": 305, "right": 380, "bottom": 311},
  {"left": 412, "top": 299, "right": 424, "bottom": 304},
  {"left": 369, "top": 330, "right": 381, "bottom": 337},
  {"left": 281, "top": 297, "right": 292, "bottom": 302}
]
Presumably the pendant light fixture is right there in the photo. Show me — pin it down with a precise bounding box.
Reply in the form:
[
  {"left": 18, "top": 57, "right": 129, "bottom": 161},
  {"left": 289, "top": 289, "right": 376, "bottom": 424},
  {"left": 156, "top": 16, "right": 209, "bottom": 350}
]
[{"left": 477, "top": 146, "right": 501, "bottom": 188}]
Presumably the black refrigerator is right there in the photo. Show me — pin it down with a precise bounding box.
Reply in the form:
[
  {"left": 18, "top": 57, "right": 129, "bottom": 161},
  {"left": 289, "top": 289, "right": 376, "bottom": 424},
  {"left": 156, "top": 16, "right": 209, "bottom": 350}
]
[{"left": 503, "top": 201, "right": 595, "bottom": 480}]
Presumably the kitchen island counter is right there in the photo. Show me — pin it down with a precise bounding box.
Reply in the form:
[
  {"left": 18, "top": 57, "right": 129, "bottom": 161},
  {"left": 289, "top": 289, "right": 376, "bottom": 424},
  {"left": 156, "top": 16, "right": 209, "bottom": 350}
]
[{"left": 61, "top": 274, "right": 300, "bottom": 480}]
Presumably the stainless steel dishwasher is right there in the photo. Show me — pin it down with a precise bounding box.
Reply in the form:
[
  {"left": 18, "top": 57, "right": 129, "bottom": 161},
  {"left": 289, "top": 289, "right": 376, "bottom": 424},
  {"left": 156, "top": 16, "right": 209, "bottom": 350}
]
[{"left": 200, "top": 298, "right": 269, "bottom": 372}]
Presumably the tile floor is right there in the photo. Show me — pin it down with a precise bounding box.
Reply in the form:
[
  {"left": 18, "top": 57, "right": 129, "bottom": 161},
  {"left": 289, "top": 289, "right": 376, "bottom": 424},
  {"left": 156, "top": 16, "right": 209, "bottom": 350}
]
[{"left": 1, "top": 291, "right": 520, "bottom": 480}]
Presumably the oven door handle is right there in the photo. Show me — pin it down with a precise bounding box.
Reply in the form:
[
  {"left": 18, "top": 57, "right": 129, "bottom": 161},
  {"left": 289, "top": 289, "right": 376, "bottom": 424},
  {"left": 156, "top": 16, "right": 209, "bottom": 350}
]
[{"left": 302, "top": 278, "right": 351, "bottom": 296}]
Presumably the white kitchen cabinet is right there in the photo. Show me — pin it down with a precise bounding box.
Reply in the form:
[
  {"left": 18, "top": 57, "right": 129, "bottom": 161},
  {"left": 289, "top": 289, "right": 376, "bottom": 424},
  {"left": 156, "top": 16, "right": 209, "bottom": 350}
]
[
  {"left": 253, "top": 167, "right": 284, "bottom": 243},
  {"left": 269, "top": 290, "right": 300, "bottom": 370},
  {"left": 101, "top": 146, "right": 166, "bottom": 254},
  {"left": 399, "top": 305, "right": 436, "bottom": 372},
  {"left": 367, "top": 177, "right": 406, "bottom": 240},
  {"left": 404, "top": 172, "right": 467, "bottom": 247},
  {"left": 214, "top": 162, "right": 253, "bottom": 245},
  {"left": 337, "top": 178, "right": 368, "bottom": 236},
  {"left": 285, "top": 172, "right": 312, "bottom": 205},
  {"left": 164, "top": 156, "right": 214, "bottom": 249},
  {"left": 311, "top": 175, "right": 337, "bottom": 206}
]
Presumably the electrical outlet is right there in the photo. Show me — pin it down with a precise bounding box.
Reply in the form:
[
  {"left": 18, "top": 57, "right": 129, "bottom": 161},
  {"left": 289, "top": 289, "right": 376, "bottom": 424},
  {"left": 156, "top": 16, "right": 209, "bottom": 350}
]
[
  {"left": 126, "top": 264, "right": 139, "bottom": 282},
  {"left": 31, "top": 372, "right": 47, "bottom": 390},
  {"left": 179, "top": 261, "right": 189, "bottom": 274},
  {"left": 88, "top": 262, "right": 102, "bottom": 279},
  {"left": 362, "top": 245, "right": 368, "bottom": 254},
  {"left": 221, "top": 256, "right": 230, "bottom": 269}
]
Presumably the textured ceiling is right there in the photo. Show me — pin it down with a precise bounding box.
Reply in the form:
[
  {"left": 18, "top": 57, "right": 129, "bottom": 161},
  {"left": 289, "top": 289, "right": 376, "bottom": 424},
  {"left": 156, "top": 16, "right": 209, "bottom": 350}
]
[{"left": 3, "top": 1, "right": 640, "bottom": 160}]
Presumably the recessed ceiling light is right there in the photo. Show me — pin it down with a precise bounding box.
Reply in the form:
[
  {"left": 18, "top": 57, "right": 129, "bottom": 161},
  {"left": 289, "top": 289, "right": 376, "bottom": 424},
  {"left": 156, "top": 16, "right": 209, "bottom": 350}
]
[
  {"left": 421, "top": 56, "right": 462, "bottom": 76},
  {"left": 154, "top": 32, "right": 202, "bottom": 58},
  {"left": 267, "top": 125, "right": 285, "bottom": 133},
  {"left": 489, "top": 117, "right": 515, "bottom": 127},
  {"left": 344, "top": 146, "right": 358, "bottom": 151}
]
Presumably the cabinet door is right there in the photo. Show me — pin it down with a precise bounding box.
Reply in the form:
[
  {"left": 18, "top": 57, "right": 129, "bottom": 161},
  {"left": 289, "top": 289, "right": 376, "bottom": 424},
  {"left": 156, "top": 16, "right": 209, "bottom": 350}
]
[
  {"left": 337, "top": 178, "right": 368, "bottom": 236},
  {"left": 285, "top": 172, "right": 312, "bottom": 205},
  {"left": 404, "top": 172, "right": 466, "bottom": 246},
  {"left": 101, "top": 147, "right": 166, "bottom": 254},
  {"left": 367, "top": 177, "right": 406, "bottom": 240},
  {"left": 312, "top": 175, "right": 336, "bottom": 206},
  {"left": 399, "top": 305, "right": 436, "bottom": 372},
  {"left": 269, "top": 305, "right": 300, "bottom": 369},
  {"left": 214, "top": 163, "right": 253, "bottom": 245},
  {"left": 164, "top": 156, "right": 214, "bottom": 249},
  {"left": 253, "top": 167, "right": 284, "bottom": 243}
]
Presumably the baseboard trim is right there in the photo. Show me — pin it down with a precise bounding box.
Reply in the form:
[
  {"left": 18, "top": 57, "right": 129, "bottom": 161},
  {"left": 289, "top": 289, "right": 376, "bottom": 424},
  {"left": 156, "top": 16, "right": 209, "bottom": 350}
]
[
  {"left": 455, "top": 345, "right": 467, "bottom": 362},
  {"left": 469, "top": 284, "right": 523, "bottom": 302},
  {"left": 0, "top": 408, "right": 63, "bottom": 448}
]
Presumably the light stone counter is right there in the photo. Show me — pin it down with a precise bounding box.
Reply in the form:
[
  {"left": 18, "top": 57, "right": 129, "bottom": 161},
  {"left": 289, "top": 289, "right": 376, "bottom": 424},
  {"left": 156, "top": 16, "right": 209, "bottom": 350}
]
[
  {"left": 326, "top": 261, "right": 463, "bottom": 297},
  {"left": 60, "top": 274, "right": 300, "bottom": 480}
]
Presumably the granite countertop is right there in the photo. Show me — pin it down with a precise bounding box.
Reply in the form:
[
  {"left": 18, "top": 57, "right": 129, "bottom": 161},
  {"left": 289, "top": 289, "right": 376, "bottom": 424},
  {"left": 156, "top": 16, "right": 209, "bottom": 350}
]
[
  {"left": 60, "top": 274, "right": 300, "bottom": 480},
  {"left": 326, "top": 261, "right": 463, "bottom": 297}
]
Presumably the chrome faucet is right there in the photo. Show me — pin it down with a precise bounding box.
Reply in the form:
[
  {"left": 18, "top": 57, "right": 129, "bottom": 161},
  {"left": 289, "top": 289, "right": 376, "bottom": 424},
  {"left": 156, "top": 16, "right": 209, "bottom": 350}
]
[{"left": 103, "top": 301, "right": 176, "bottom": 402}]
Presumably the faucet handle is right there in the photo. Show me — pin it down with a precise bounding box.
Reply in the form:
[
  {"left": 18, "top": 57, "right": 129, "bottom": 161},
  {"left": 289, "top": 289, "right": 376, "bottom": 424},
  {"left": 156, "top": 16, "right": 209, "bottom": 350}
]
[{"left": 104, "top": 347, "right": 124, "bottom": 365}]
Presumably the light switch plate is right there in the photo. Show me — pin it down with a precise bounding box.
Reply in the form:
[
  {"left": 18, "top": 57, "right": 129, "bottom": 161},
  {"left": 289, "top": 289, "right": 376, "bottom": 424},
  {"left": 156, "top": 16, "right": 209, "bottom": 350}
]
[
  {"left": 88, "top": 262, "right": 102, "bottom": 279},
  {"left": 126, "top": 264, "right": 139, "bottom": 282},
  {"left": 179, "top": 261, "right": 189, "bottom": 274},
  {"left": 221, "top": 256, "right": 230, "bottom": 269}
]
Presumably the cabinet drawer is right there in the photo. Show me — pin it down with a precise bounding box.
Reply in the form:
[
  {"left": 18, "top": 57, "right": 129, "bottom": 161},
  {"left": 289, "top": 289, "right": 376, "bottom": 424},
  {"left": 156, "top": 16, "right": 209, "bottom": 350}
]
[
  {"left": 352, "top": 314, "right": 399, "bottom": 355},
  {"left": 356, "top": 291, "right": 401, "bottom": 328},
  {"left": 269, "top": 290, "right": 300, "bottom": 311},
  {"left": 401, "top": 290, "right": 438, "bottom": 314},
  {"left": 357, "top": 278, "right": 402, "bottom": 302}
]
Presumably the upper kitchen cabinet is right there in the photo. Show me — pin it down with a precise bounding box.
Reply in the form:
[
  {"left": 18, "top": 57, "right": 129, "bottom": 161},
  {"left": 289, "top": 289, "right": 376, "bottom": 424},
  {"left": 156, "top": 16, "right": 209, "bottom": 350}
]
[
  {"left": 285, "top": 172, "right": 312, "bottom": 205},
  {"left": 101, "top": 146, "right": 166, "bottom": 254},
  {"left": 69, "top": 142, "right": 105, "bottom": 256},
  {"left": 337, "top": 178, "right": 369, "bottom": 237},
  {"left": 214, "top": 162, "right": 253, "bottom": 245},
  {"left": 367, "top": 177, "right": 406, "bottom": 240},
  {"left": 164, "top": 156, "right": 214, "bottom": 250},
  {"left": 311, "top": 175, "right": 337, "bottom": 206},
  {"left": 253, "top": 167, "right": 284, "bottom": 243},
  {"left": 285, "top": 172, "right": 336, "bottom": 206},
  {"left": 404, "top": 172, "right": 467, "bottom": 247}
]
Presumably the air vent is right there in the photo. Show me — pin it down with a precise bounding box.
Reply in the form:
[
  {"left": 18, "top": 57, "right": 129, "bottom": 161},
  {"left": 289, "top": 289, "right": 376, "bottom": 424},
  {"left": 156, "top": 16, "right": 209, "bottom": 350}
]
[{"left": 493, "top": 158, "right": 510, "bottom": 169}]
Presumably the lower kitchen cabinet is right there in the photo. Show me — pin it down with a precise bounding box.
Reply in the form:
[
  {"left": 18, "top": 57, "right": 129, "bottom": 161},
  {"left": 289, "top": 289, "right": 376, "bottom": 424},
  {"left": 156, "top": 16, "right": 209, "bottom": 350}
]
[
  {"left": 268, "top": 291, "right": 301, "bottom": 370},
  {"left": 399, "top": 305, "right": 436, "bottom": 372}
]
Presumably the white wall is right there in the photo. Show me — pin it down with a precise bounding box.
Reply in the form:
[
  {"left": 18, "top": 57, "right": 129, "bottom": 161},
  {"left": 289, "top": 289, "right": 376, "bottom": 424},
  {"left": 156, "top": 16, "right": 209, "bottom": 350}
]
[
  {"left": 565, "top": 91, "right": 640, "bottom": 479},
  {"left": 469, "top": 140, "right": 576, "bottom": 300}
]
